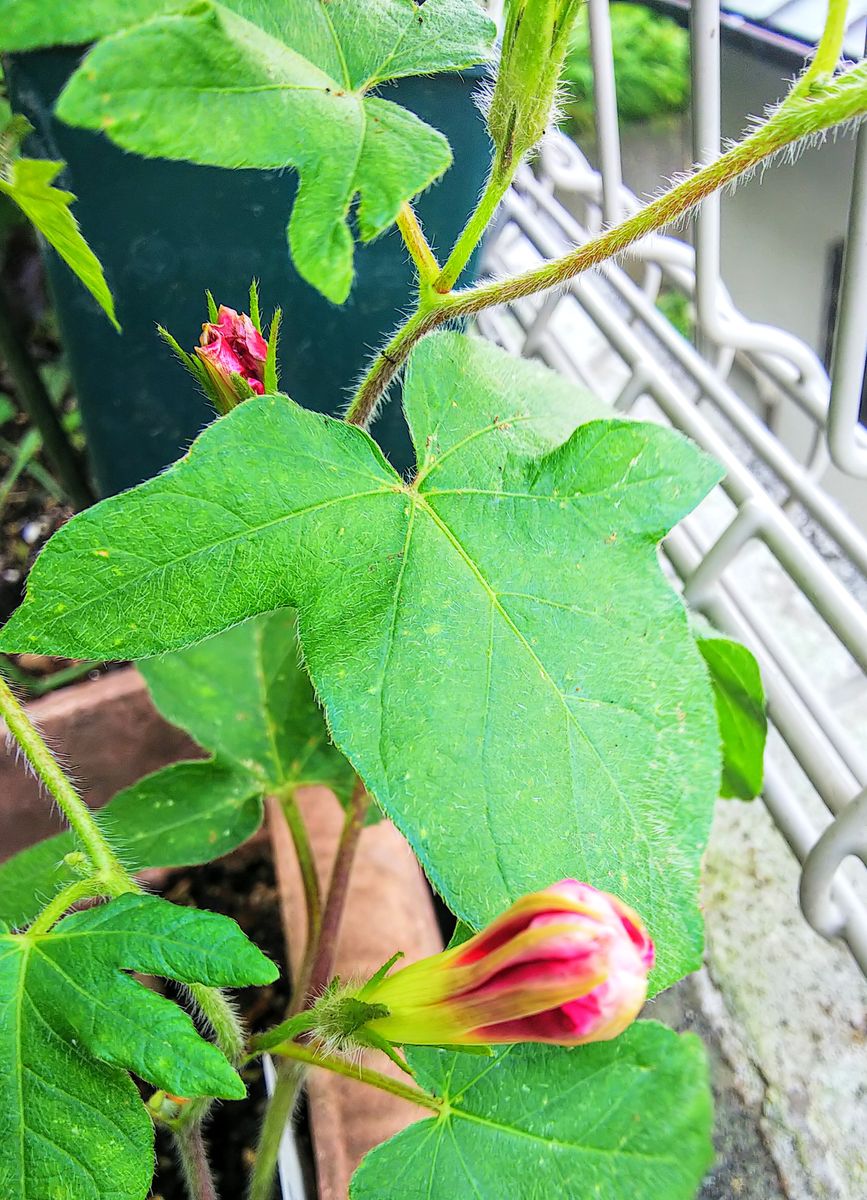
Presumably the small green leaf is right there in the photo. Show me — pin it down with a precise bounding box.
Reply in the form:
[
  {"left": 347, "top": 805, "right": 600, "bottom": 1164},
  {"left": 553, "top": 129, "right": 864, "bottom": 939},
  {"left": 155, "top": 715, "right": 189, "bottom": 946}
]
[
  {"left": 1, "top": 333, "right": 722, "bottom": 990},
  {"left": 0, "top": 893, "right": 277, "bottom": 1199},
  {"left": 350, "top": 1022, "right": 714, "bottom": 1200},
  {"left": 0, "top": 608, "right": 354, "bottom": 927},
  {"left": 0, "top": 158, "right": 118, "bottom": 329},
  {"left": 0, "top": 757, "right": 263, "bottom": 928},
  {"left": 54, "top": 0, "right": 495, "bottom": 301},
  {"left": 697, "top": 634, "right": 766, "bottom": 800}
]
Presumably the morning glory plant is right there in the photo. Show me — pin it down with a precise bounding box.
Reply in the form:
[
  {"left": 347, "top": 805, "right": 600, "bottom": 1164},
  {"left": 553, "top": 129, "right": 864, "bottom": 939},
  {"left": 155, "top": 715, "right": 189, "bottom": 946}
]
[{"left": 0, "top": 1, "right": 859, "bottom": 1197}]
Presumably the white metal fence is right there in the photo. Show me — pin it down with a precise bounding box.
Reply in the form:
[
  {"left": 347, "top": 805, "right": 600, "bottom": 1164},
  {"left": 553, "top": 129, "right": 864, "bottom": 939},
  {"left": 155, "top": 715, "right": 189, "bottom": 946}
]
[{"left": 482, "top": 0, "right": 867, "bottom": 976}]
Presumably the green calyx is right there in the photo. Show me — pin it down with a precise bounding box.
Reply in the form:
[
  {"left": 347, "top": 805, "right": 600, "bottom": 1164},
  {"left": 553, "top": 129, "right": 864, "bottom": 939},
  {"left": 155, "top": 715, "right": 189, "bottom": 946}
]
[
  {"left": 313, "top": 982, "right": 390, "bottom": 1051},
  {"left": 487, "top": 0, "right": 583, "bottom": 169}
]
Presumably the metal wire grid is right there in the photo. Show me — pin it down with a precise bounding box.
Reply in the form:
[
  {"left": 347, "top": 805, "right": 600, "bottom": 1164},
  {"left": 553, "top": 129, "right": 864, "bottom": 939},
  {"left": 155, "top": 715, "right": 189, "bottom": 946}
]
[{"left": 479, "top": 0, "right": 867, "bottom": 975}]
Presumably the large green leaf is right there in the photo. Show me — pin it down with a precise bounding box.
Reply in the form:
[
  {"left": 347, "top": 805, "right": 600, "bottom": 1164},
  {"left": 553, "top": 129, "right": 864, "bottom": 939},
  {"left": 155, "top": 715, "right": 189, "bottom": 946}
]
[
  {"left": 53, "top": 0, "right": 495, "bottom": 302},
  {"left": 0, "top": 893, "right": 277, "bottom": 1200},
  {"left": 0, "top": 609, "right": 353, "bottom": 928},
  {"left": 1, "top": 333, "right": 722, "bottom": 989},
  {"left": 697, "top": 634, "right": 766, "bottom": 801},
  {"left": 350, "top": 1022, "right": 714, "bottom": 1200},
  {"left": 0, "top": 157, "right": 118, "bottom": 328}
]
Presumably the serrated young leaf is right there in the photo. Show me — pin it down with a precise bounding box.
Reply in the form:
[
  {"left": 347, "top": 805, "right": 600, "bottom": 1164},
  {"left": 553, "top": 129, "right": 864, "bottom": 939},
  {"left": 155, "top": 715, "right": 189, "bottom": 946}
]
[
  {"left": 0, "top": 757, "right": 263, "bottom": 929},
  {"left": 697, "top": 634, "right": 766, "bottom": 800},
  {"left": 0, "top": 893, "right": 277, "bottom": 1199},
  {"left": 54, "top": 0, "right": 495, "bottom": 302},
  {"left": 0, "top": 608, "right": 354, "bottom": 928},
  {"left": 0, "top": 158, "right": 118, "bottom": 329},
  {"left": 350, "top": 1022, "right": 713, "bottom": 1200},
  {"left": 0, "top": 333, "right": 722, "bottom": 989}
]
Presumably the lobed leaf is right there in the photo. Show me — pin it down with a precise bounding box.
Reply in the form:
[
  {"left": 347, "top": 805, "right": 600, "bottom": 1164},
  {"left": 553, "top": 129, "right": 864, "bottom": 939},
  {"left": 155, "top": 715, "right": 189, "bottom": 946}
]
[
  {"left": 0, "top": 893, "right": 277, "bottom": 1200},
  {"left": 0, "top": 158, "right": 118, "bottom": 329},
  {"left": 350, "top": 1022, "right": 714, "bottom": 1200},
  {"left": 1, "top": 333, "right": 722, "bottom": 989},
  {"left": 53, "top": 0, "right": 495, "bottom": 302}
]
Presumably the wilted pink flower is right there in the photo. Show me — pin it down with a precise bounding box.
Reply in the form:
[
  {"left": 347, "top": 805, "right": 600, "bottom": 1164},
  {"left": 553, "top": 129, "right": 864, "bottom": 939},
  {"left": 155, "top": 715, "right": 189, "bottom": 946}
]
[
  {"left": 195, "top": 305, "right": 267, "bottom": 411},
  {"left": 360, "top": 880, "right": 654, "bottom": 1047}
]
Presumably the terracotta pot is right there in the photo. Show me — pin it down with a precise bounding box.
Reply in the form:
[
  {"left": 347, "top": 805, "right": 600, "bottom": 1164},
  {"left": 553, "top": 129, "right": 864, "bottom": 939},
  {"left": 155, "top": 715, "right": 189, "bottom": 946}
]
[{"left": 0, "top": 668, "right": 442, "bottom": 1198}]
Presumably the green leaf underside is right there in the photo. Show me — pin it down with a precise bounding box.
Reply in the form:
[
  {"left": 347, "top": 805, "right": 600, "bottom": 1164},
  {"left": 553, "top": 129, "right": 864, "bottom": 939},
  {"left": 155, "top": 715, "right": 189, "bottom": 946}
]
[
  {"left": 0, "top": 158, "right": 118, "bottom": 329},
  {"left": 0, "top": 894, "right": 277, "bottom": 1200},
  {"left": 1, "top": 333, "right": 722, "bottom": 990},
  {"left": 139, "top": 607, "right": 355, "bottom": 801},
  {"left": 52, "top": 0, "right": 495, "bottom": 302},
  {"left": 697, "top": 635, "right": 766, "bottom": 801},
  {"left": 350, "top": 1022, "right": 714, "bottom": 1200},
  {"left": 0, "top": 609, "right": 354, "bottom": 928}
]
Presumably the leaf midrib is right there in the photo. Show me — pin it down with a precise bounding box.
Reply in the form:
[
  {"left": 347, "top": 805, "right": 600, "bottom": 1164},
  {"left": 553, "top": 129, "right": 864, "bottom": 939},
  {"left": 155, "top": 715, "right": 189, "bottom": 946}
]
[{"left": 442, "top": 1103, "right": 683, "bottom": 1164}]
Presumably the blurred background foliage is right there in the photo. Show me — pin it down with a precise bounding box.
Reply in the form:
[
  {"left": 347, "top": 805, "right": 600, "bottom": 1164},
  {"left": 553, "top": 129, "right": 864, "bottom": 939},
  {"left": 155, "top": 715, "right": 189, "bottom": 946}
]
[{"left": 560, "top": 3, "right": 691, "bottom": 133}]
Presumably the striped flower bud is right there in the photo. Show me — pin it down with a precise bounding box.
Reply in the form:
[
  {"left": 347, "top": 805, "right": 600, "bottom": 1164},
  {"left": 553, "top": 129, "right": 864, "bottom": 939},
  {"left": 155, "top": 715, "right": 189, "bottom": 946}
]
[
  {"left": 359, "top": 880, "right": 654, "bottom": 1047},
  {"left": 195, "top": 304, "right": 268, "bottom": 412}
]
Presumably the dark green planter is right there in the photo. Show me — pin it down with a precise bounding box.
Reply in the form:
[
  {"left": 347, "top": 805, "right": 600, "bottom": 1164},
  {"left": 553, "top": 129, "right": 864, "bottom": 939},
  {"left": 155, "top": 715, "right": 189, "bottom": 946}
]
[{"left": 5, "top": 49, "right": 492, "bottom": 494}]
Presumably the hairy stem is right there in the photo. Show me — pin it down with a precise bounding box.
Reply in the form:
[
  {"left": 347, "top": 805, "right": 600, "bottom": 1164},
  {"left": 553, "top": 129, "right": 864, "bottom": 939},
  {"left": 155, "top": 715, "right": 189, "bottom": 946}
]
[
  {"left": 303, "top": 778, "right": 372, "bottom": 1002},
  {"left": 435, "top": 157, "right": 512, "bottom": 293},
  {"left": 396, "top": 202, "right": 441, "bottom": 285},
  {"left": 27, "top": 878, "right": 106, "bottom": 934},
  {"left": 248, "top": 1059, "right": 305, "bottom": 1200},
  {"left": 346, "top": 62, "right": 867, "bottom": 428},
  {"left": 274, "top": 1041, "right": 441, "bottom": 1112},
  {"left": 449, "top": 67, "right": 867, "bottom": 318},
  {"left": 344, "top": 302, "right": 451, "bottom": 430},
  {"left": 188, "top": 981, "right": 246, "bottom": 1067},
  {"left": 0, "top": 675, "right": 247, "bottom": 1112},
  {"left": 0, "top": 675, "right": 129, "bottom": 882},
  {"left": 173, "top": 1120, "right": 219, "bottom": 1200}
]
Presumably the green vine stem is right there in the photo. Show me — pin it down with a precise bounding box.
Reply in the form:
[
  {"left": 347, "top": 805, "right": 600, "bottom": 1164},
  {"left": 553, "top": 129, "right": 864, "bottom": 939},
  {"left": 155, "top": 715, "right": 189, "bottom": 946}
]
[
  {"left": 248, "top": 1038, "right": 441, "bottom": 1200},
  {"left": 793, "top": 0, "right": 848, "bottom": 96},
  {"left": 276, "top": 788, "right": 321, "bottom": 1007},
  {"left": 396, "top": 201, "right": 441, "bottom": 286},
  {"left": 303, "top": 778, "right": 372, "bottom": 1000},
  {"left": 188, "top": 982, "right": 246, "bottom": 1067},
  {"left": 0, "top": 670, "right": 245, "bottom": 1154},
  {"left": 346, "top": 61, "right": 867, "bottom": 431},
  {"left": 27, "top": 878, "right": 106, "bottom": 934},
  {"left": 273, "top": 1040, "right": 441, "bottom": 1112},
  {"left": 434, "top": 156, "right": 513, "bottom": 293},
  {"left": 248, "top": 1060, "right": 306, "bottom": 1200},
  {"left": 0, "top": 674, "right": 129, "bottom": 884},
  {"left": 173, "top": 1121, "right": 218, "bottom": 1200}
]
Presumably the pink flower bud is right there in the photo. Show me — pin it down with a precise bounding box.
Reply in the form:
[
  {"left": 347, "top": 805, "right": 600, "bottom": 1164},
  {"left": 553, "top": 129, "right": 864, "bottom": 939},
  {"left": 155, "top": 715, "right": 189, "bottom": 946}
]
[
  {"left": 194, "top": 305, "right": 268, "bottom": 412},
  {"left": 361, "top": 880, "right": 654, "bottom": 1047}
]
